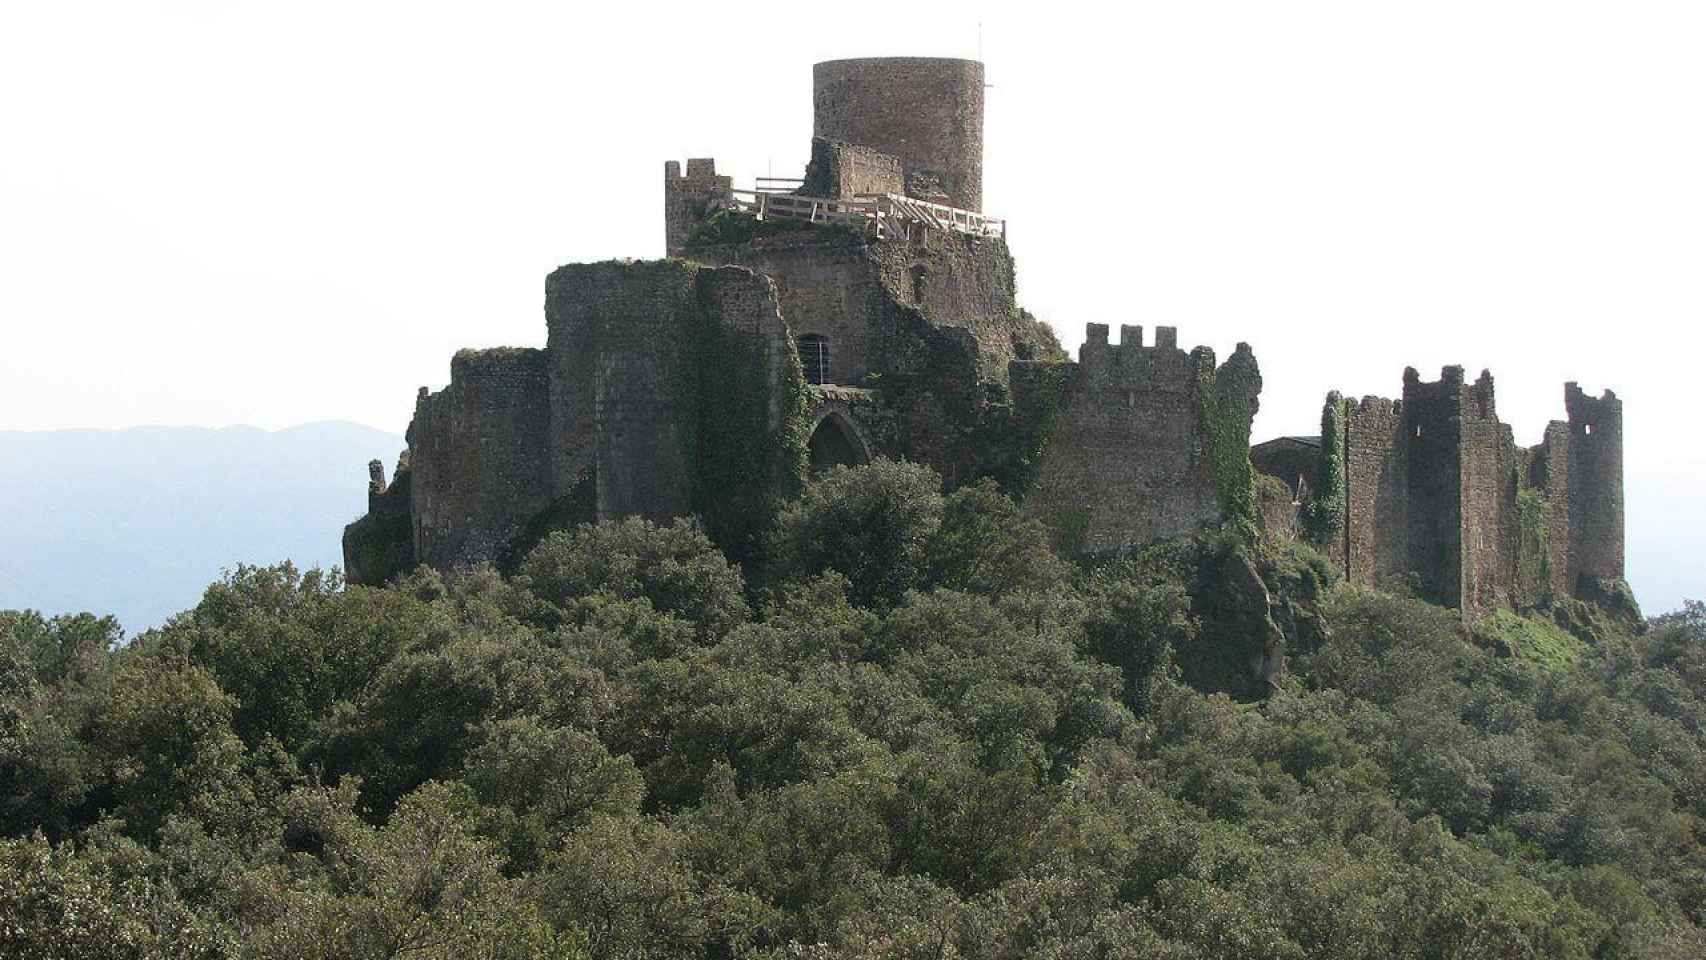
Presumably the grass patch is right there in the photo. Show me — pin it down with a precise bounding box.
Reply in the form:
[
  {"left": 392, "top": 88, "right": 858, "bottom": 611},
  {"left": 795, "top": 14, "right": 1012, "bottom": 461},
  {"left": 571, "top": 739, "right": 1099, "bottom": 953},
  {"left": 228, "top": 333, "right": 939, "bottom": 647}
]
[{"left": 1473, "top": 608, "right": 1587, "bottom": 668}]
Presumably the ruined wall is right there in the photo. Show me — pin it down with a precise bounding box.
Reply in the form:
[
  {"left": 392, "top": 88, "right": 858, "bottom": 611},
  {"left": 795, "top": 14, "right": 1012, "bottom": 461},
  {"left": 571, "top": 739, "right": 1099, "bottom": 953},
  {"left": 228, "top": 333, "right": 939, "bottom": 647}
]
[
  {"left": 1564, "top": 383, "right": 1624, "bottom": 586},
  {"left": 341, "top": 457, "right": 414, "bottom": 586},
  {"left": 1250, "top": 437, "right": 1321, "bottom": 498},
  {"left": 545, "top": 260, "right": 807, "bottom": 563},
  {"left": 1530, "top": 384, "right": 1625, "bottom": 599},
  {"left": 664, "top": 158, "right": 733, "bottom": 258},
  {"left": 1341, "top": 396, "right": 1408, "bottom": 589},
  {"left": 408, "top": 348, "right": 553, "bottom": 570},
  {"left": 681, "top": 231, "right": 886, "bottom": 386},
  {"left": 872, "top": 234, "right": 1020, "bottom": 384},
  {"left": 1457, "top": 371, "right": 1519, "bottom": 615},
  {"left": 1330, "top": 368, "right": 1625, "bottom": 620},
  {"left": 546, "top": 260, "right": 700, "bottom": 523},
  {"left": 1401, "top": 367, "right": 1467, "bottom": 606},
  {"left": 1015, "top": 324, "right": 1260, "bottom": 554},
  {"left": 801, "top": 137, "right": 905, "bottom": 200},
  {"left": 681, "top": 229, "right": 1021, "bottom": 386},
  {"left": 813, "top": 57, "right": 984, "bottom": 212}
]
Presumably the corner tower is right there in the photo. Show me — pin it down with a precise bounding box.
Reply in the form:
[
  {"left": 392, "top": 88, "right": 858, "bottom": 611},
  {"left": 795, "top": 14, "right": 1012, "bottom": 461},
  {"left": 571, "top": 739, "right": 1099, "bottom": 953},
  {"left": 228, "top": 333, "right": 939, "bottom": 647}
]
[{"left": 812, "top": 57, "right": 985, "bottom": 212}]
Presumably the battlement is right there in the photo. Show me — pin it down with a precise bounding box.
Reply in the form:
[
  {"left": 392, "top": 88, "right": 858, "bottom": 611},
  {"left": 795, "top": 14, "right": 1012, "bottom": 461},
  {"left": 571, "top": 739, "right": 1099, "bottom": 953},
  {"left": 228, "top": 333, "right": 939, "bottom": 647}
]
[
  {"left": 1077, "top": 322, "right": 1206, "bottom": 390},
  {"left": 664, "top": 158, "right": 735, "bottom": 257}
]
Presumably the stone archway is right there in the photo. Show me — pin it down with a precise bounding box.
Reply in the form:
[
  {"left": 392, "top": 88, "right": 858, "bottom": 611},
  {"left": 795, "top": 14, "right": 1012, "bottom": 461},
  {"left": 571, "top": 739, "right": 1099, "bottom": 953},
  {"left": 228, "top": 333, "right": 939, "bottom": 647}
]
[{"left": 807, "top": 408, "right": 872, "bottom": 475}]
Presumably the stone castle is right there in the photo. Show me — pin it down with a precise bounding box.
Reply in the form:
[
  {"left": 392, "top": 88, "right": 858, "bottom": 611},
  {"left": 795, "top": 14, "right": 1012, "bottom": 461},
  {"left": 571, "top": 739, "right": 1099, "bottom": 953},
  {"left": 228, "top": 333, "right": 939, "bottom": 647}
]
[{"left": 344, "top": 56, "right": 1631, "bottom": 622}]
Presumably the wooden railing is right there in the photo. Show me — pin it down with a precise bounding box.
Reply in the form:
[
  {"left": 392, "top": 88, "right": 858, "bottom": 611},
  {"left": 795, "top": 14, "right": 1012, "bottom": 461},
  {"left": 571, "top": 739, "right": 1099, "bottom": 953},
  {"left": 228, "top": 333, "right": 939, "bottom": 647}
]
[{"left": 727, "top": 188, "right": 1005, "bottom": 241}]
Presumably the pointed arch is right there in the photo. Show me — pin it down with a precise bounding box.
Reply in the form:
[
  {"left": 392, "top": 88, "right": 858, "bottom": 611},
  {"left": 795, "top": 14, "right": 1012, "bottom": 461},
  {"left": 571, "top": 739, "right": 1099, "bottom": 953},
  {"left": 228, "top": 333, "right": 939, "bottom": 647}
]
[{"left": 807, "top": 406, "right": 872, "bottom": 475}]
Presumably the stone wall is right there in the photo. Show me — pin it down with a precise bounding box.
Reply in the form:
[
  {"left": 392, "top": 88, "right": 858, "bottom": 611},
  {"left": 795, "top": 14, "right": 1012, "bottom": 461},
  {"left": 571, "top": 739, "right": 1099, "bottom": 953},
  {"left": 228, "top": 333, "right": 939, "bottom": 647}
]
[
  {"left": 812, "top": 58, "right": 984, "bottom": 212},
  {"left": 1563, "top": 383, "right": 1624, "bottom": 586},
  {"left": 408, "top": 348, "right": 553, "bottom": 570},
  {"left": 681, "top": 231, "right": 887, "bottom": 386},
  {"left": 1401, "top": 367, "right": 1468, "bottom": 606},
  {"left": 1250, "top": 436, "right": 1321, "bottom": 499},
  {"left": 801, "top": 137, "right": 904, "bottom": 200},
  {"left": 1341, "top": 395, "right": 1408, "bottom": 589},
  {"left": 1458, "top": 371, "right": 1519, "bottom": 615},
  {"left": 343, "top": 260, "right": 806, "bottom": 583},
  {"left": 1015, "top": 324, "right": 1261, "bottom": 554},
  {"left": 544, "top": 260, "right": 804, "bottom": 542},
  {"left": 340, "top": 457, "right": 414, "bottom": 586},
  {"left": 546, "top": 260, "right": 701, "bottom": 522}
]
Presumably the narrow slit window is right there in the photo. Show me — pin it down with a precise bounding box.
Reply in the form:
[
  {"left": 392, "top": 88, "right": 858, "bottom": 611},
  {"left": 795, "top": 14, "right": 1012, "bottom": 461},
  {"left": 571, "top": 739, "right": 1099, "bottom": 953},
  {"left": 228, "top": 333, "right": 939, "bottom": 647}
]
[{"left": 798, "top": 335, "right": 830, "bottom": 385}]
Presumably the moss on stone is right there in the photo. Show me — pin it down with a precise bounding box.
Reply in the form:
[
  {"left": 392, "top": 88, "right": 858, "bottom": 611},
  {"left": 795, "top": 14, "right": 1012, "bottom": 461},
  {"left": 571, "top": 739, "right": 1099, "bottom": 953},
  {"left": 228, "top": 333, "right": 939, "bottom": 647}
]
[
  {"left": 1473, "top": 608, "right": 1585, "bottom": 668},
  {"left": 1515, "top": 477, "right": 1551, "bottom": 606}
]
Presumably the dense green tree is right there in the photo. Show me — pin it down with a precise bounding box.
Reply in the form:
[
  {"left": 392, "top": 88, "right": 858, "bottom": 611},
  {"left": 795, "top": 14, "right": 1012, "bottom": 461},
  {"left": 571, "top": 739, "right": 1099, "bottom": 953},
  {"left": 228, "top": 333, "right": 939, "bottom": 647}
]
[
  {"left": 771, "top": 459, "right": 945, "bottom": 607},
  {"left": 518, "top": 517, "right": 749, "bottom": 639}
]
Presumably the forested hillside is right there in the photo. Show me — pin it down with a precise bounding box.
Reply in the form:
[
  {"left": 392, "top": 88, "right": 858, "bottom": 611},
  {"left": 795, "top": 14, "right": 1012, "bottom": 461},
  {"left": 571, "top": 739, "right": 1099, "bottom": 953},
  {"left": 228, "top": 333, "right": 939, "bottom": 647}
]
[{"left": 2, "top": 460, "right": 1702, "bottom": 958}]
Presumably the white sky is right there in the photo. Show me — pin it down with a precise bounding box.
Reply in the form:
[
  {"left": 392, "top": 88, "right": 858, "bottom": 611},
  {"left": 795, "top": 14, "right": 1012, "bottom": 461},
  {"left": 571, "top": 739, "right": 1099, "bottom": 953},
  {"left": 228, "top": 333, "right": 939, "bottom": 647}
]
[{"left": 2, "top": 1, "right": 1701, "bottom": 610}]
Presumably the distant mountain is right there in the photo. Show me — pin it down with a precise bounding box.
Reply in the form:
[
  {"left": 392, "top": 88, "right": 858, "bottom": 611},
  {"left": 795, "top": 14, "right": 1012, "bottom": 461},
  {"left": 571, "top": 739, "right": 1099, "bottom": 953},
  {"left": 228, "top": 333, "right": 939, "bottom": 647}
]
[{"left": 0, "top": 422, "right": 404, "bottom": 635}]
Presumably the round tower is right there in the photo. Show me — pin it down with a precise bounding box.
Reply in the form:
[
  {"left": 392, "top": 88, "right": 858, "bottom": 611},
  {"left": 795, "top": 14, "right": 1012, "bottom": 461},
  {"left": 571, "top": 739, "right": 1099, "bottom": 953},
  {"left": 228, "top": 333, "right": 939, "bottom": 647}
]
[{"left": 812, "top": 57, "right": 985, "bottom": 212}]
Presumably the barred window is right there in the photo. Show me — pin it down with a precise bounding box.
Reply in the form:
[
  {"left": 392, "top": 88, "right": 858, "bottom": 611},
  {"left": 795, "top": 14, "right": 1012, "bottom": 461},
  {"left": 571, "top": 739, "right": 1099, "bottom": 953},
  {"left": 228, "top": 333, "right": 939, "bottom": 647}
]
[{"left": 798, "top": 334, "right": 830, "bottom": 385}]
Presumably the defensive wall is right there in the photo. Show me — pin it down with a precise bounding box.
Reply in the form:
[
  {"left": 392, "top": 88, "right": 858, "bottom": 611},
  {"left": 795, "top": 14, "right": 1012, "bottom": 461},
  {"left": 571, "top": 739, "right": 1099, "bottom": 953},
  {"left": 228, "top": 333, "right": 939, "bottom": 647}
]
[{"left": 1013, "top": 323, "right": 1262, "bottom": 554}]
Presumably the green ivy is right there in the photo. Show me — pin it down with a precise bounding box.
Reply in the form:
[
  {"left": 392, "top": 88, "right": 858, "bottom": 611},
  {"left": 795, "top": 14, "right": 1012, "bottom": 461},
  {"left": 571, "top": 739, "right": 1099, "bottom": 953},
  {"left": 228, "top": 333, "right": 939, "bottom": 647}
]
[
  {"left": 1304, "top": 392, "right": 1348, "bottom": 548},
  {"left": 979, "top": 362, "right": 1074, "bottom": 498},
  {"left": 673, "top": 281, "right": 810, "bottom": 572},
  {"left": 1197, "top": 357, "right": 1259, "bottom": 542},
  {"left": 1516, "top": 476, "right": 1551, "bottom": 605}
]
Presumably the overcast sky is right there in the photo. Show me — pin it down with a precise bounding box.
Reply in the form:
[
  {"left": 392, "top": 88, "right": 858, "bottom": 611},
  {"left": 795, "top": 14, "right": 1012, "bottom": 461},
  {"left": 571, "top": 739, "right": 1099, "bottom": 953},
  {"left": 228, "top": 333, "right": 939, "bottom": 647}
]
[{"left": 2, "top": 1, "right": 1700, "bottom": 610}]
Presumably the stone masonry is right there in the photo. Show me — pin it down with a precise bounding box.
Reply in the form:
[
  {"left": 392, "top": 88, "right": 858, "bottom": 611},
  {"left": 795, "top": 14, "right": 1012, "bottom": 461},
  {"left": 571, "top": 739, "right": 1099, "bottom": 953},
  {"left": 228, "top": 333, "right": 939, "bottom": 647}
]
[{"left": 1013, "top": 324, "right": 1262, "bottom": 554}]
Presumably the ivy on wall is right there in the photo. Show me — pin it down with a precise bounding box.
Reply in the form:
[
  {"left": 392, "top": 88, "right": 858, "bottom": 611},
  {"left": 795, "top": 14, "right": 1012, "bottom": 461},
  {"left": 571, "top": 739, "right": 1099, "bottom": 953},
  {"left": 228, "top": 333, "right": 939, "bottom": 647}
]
[
  {"left": 1515, "top": 477, "right": 1551, "bottom": 606},
  {"left": 1199, "top": 355, "right": 1260, "bottom": 541},
  {"left": 673, "top": 283, "right": 811, "bottom": 572},
  {"left": 979, "top": 362, "right": 1074, "bottom": 499},
  {"left": 1304, "top": 392, "right": 1347, "bottom": 549}
]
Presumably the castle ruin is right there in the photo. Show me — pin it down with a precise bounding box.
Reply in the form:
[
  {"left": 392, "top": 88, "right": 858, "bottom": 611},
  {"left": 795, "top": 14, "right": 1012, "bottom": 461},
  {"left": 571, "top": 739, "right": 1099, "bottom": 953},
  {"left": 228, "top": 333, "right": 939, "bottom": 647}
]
[
  {"left": 1254, "top": 371, "right": 1628, "bottom": 619},
  {"left": 344, "top": 55, "right": 1630, "bottom": 623}
]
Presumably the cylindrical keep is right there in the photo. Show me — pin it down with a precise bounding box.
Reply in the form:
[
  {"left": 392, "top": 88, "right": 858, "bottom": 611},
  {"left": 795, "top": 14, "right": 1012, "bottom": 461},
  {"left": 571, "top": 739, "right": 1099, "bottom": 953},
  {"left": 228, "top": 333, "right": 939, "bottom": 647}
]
[{"left": 812, "top": 57, "right": 984, "bottom": 213}]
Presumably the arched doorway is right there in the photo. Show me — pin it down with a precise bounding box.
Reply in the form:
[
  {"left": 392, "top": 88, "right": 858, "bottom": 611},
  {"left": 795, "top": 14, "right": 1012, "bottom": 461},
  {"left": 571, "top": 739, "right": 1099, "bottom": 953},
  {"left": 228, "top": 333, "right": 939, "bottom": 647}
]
[{"left": 807, "top": 410, "right": 870, "bottom": 475}]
